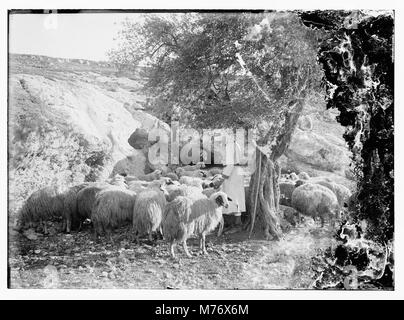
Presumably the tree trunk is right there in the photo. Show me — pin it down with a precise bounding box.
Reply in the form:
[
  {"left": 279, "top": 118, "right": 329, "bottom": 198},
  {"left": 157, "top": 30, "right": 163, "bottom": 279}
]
[{"left": 247, "top": 99, "right": 304, "bottom": 240}]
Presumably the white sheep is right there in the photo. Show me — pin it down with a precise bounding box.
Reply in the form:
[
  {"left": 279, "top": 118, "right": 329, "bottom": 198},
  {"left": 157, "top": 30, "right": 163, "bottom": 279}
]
[
  {"left": 178, "top": 176, "right": 204, "bottom": 190},
  {"left": 176, "top": 167, "right": 206, "bottom": 178},
  {"left": 132, "top": 185, "right": 168, "bottom": 242},
  {"left": 91, "top": 186, "right": 137, "bottom": 240},
  {"left": 291, "top": 183, "right": 339, "bottom": 227},
  {"left": 162, "top": 191, "right": 230, "bottom": 257}
]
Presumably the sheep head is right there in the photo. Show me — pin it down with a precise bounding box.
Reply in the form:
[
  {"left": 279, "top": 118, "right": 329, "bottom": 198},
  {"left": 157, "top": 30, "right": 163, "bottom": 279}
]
[
  {"left": 211, "top": 191, "right": 231, "bottom": 209},
  {"left": 197, "top": 161, "right": 206, "bottom": 169}
]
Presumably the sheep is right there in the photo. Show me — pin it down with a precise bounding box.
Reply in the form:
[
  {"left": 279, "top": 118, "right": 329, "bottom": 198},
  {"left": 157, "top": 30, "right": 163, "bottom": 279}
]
[
  {"left": 91, "top": 186, "right": 137, "bottom": 240},
  {"left": 291, "top": 183, "right": 339, "bottom": 227},
  {"left": 289, "top": 172, "right": 299, "bottom": 181},
  {"left": 165, "top": 184, "right": 205, "bottom": 203},
  {"left": 312, "top": 180, "right": 352, "bottom": 208},
  {"left": 139, "top": 169, "right": 163, "bottom": 181},
  {"left": 208, "top": 167, "right": 223, "bottom": 176},
  {"left": 279, "top": 205, "right": 301, "bottom": 227},
  {"left": 298, "top": 172, "right": 310, "bottom": 180},
  {"left": 132, "top": 185, "right": 168, "bottom": 242},
  {"left": 294, "top": 180, "right": 306, "bottom": 188},
  {"left": 61, "top": 183, "right": 91, "bottom": 233},
  {"left": 202, "top": 187, "right": 216, "bottom": 198},
  {"left": 163, "top": 172, "right": 179, "bottom": 181},
  {"left": 162, "top": 191, "right": 230, "bottom": 257},
  {"left": 76, "top": 183, "right": 110, "bottom": 224},
  {"left": 175, "top": 167, "right": 206, "bottom": 178},
  {"left": 178, "top": 176, "right": 204, "bottom": 190},
  {"left": 18, "top": 185, "right": 66, "bottom": 233},
  {"left": 107, "top": 174, "right": 128, "bottom": 188},
  {"left": 161, "top": 195, "right": 194, "bottom": 258},
  {"left": 209, "top": 174, "right": 224, "bottom": 189},
  {"left": 279, "top": 181, "right": 296, "bottom": 206}
]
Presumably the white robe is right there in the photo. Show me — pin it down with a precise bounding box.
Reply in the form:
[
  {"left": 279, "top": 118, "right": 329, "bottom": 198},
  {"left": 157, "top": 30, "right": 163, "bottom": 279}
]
[{"left": 221, "top": 165, "right": 246, "bottom": 215}]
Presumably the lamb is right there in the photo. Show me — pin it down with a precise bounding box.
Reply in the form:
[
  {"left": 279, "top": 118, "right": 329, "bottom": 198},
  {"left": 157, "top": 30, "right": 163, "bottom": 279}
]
[
  {"left": 291, "top": 183, "right": 339, "bottom": 227},
  {"left": 298, "top": 172, "right": 310, "bottom": 180},
  {"left": 162, "top": 191, "right": 230, "bottom": 258},
  {"left": 61, "top": 183, "right": 90, "bottom": 233},
  {"left": 175, "top": 167, "right": 206, "bottom": 178},
  {"left": 91, "top": 186, "right": 137, "bottom": 240},
  {"left": 18, "top": 185, "right": 66, "bottom": 233},
  {"left": 132, "top": 185, "right": 168, "bottom": 242}
]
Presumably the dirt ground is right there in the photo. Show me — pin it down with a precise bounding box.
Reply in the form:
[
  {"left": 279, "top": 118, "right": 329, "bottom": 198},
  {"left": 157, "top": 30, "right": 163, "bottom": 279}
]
[{"left": 8, "top": 220, "right": 336, "bottom": 289}]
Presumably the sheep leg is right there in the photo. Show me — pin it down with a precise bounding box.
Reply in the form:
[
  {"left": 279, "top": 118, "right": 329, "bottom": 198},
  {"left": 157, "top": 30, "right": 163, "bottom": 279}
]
[
  {"left": 201, "top": 233, "right": 208, "bottom": 255},
  {"left": 217, "top": 216, "right": 224, "bottom": 237},
  {"left": 169, "top": 242, "right": 176, "bottom": 259},
  {"left": 182, "top": 239, "right": 192, "bottom": 257},
  {"left": 42, "top": 220, "right": 48, "bottom": 234},
  {"left": 66, "top": 218, "right": 71, "bottom": 233}
]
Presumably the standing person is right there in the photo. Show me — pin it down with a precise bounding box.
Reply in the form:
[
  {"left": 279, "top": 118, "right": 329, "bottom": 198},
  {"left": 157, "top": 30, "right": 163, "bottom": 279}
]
[{"left": 221, "top": 138, "right": 247, "bottom": 234}]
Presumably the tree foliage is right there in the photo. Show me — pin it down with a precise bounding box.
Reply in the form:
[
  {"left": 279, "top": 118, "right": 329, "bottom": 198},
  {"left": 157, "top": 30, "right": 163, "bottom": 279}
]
[{"left": 109, "top": 12, "right": 322, "bottom": 141}]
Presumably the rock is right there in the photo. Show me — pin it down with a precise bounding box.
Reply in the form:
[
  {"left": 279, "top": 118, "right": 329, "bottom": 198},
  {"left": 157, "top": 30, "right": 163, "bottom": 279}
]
[{"left": 23, "top": 229, "right": 39, "bottom": 240}]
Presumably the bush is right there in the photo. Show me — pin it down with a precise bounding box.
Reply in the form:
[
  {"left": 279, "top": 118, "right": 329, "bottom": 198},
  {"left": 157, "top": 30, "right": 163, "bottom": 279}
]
[{"left": 9, "top": 119, "right": 111, "bottom": 219}]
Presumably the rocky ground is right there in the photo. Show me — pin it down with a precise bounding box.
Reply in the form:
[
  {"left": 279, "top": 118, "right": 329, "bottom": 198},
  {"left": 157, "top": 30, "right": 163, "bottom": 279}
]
[{"left": 9, "top": 220, "right": 335, "bottom": 289}]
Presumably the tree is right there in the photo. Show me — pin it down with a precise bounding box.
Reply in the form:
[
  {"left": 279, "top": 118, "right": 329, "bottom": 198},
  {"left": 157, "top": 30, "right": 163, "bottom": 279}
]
[
  {"left": 109, "top": 12, "right": 323, "bottom": 239},
  {"left": 300, "top": 11, "right": 394, "bottom": 244}
]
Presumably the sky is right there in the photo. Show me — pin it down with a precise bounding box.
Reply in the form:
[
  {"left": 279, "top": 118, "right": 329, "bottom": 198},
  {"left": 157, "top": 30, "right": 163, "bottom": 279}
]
[{"left": 9, "top": 12, "right": 144, "bottom": 61}]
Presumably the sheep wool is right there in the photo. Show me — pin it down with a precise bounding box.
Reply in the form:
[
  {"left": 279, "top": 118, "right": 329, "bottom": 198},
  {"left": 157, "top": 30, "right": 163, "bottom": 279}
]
[
  {"left": 132, "top": 187, "right": 167, "bottom": 241},
  {"left": 161, "top": 195, "right": 194, "bottom": 258},
  {"left": 19, "top": 186, "right": 66, "bottom": 232},
  {"left": 176, "top": 168, "right": 205, "bottom": 178},
  {"left": 291, "top": 183, "right": 339, "bottom": 227},
  {"left": 62, "top": 183, "right": 90, "bottom": 233},
  {"left": 92, "top": 186, "right": 137, "bottom": 239},
  {"left": 77, "top": 183, "right": 110, "bottom": 221},
  {"left": 163, "top": 172, "right": 179, "bottom": 181},
  {"left": 178, "top": 176, "right": 204, "bottom": 189},
  {"left": 136, "top": 170, "right": 163, "bottom": 182}
]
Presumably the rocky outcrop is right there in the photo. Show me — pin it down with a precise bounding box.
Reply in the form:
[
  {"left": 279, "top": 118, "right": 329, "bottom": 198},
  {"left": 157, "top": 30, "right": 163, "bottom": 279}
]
[{"left": 279, "top": 103, "right": 354, "bottom": 188}]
